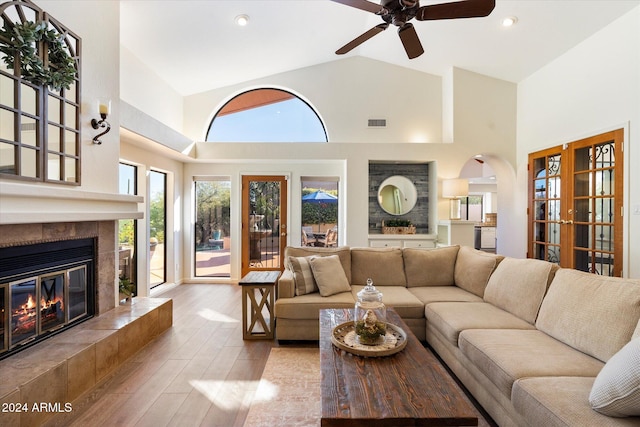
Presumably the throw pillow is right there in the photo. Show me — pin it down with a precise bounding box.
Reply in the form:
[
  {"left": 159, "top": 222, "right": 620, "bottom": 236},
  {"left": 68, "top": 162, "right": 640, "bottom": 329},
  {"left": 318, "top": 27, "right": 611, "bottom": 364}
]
[
  {"left": 589, "top": 338, "right": 640, "bottom": 417},
  {"left": 403, "top": 246, "right": 459, "bottom": 287},
  {"left": 351, "top": 247, "right": 406, "bottom": 286},
  {"left": 454, "top": 246, "right": 503, "bottom": 298},
  {"left": 309, "top": 255, "right": 351, "bottom": 297},
  {"left": 483, "top": 257, "right": 558, "bottom": 324},
  {"left": 287, "top": 256, "right": 318, "bottom": 296}
]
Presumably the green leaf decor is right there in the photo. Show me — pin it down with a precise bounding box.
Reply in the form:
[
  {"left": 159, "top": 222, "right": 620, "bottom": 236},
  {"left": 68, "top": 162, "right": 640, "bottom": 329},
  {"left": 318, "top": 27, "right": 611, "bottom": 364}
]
[{"left": 0, "top": 20, "right": 77, "bottom": 91}]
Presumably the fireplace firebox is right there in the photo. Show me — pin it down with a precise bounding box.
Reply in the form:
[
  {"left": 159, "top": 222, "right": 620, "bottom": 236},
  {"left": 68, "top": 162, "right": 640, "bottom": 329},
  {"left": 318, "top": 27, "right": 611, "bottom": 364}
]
[{"left": 0, "top": 238, "right": 95, "bottom": 359}]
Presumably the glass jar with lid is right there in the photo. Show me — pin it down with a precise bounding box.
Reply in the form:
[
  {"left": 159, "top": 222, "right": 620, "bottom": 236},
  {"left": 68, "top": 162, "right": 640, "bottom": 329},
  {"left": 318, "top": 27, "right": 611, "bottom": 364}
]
[{"left": 354, "top": 278, "right": 387, "bottom": 345}]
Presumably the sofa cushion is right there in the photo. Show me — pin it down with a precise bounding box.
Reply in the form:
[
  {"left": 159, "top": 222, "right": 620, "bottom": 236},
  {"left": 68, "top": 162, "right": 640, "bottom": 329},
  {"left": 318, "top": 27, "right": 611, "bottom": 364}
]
[
  {"left": 351, "top": 285, "right": 424, "bottom": 319},
  {"left": 426, "top": 302, "right": 535, "bottom": 346},
  {"left": 589, "top": 338, "right": 640, "bottom": 417},
  {"left": 351, "top": 247, "right": 406, "bottom": 286},
  {"left": 287, "top": 256, "right": 318, "bottom": 296},
  {"left": 513, "top": 377, "right": 640, "bottom": 427},
  {"left": 459, "top": 329, "right": 604, "bottom": 400},
  {"left": 274, "top": 291, "right": 355, "bottom": 320},
  {"left": 403, "top": 246, "right": 459, "bottom": 287},
  {"left": 309, "top": 255, "right": 351, "bottom": 297},
  {"left": 536, "top": 269, "right": 640, "bottom": 362},
  {"left": 454, "top": 246, "right": 503, "bottom": 298},
  {"left": 285, "top": 246, "right": 352, "bottom": 283},
  {"left": 409, "top": 286, "right": 483, "bottom": 305},
  {"left": 483, "top": 257, "right": 558, "bottom": 324}
]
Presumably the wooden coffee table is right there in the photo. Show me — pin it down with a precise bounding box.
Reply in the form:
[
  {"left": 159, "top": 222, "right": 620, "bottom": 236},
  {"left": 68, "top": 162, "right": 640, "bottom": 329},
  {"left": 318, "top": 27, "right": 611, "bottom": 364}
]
[{"left": 320, "top": 308, "right": 479, "bottom": 426}]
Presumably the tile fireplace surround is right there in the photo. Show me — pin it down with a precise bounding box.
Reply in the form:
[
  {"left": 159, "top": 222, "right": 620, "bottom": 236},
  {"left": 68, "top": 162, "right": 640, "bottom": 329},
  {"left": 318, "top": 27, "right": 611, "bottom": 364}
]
[{"left": 0, "top": 221, "right": 173, "bottom": 426}]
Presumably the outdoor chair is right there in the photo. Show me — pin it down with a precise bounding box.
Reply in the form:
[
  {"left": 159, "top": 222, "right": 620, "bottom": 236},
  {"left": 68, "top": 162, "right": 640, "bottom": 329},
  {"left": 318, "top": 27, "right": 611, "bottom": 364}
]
[
  {"left": 316, "top": 229, "right": 337, "bottom": 247},
  {"left": 302, "top": 229, "right": 316, "bottom": 246}
]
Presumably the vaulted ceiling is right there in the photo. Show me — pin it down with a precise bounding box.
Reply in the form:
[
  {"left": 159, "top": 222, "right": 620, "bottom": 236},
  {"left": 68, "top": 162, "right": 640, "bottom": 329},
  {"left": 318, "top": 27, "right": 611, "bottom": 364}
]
[{"left": 120, "top": 1, "right": 639, "bottom": 96}]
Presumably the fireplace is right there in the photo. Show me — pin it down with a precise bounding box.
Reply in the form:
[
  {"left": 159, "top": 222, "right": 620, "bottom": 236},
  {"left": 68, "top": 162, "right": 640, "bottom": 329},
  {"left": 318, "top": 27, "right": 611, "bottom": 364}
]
[{"left": 0, "top": 238, "right": 95, "bottom": 359}]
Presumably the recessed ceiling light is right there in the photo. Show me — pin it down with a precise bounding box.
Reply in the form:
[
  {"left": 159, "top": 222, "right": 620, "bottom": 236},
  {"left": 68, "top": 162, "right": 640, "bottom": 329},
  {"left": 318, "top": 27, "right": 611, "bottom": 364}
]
[
  {"left": 502, "top": 16, "right": 518, "bottom": 27},
  {"left": 235, "top": 14, "right": 249, "bottom": 26}
]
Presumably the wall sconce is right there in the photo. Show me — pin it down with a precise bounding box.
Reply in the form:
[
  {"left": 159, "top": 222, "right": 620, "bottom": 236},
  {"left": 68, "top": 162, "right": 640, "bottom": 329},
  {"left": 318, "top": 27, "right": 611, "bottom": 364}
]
[
  {"left": 442, "top": 178, "right": 469, "bottom": 220},
  {"left": 91, "top": 100, "right": 111, "bottom": 144}
]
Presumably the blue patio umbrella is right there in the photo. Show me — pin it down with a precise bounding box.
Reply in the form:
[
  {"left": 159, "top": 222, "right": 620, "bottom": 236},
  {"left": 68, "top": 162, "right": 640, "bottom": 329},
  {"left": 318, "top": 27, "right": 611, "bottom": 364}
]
[
  {"left": 302, "top": 190, "right": 338, "bottom": 203},
  {"left": 302, "top": 190, "right": 338, "bottom": 231}
]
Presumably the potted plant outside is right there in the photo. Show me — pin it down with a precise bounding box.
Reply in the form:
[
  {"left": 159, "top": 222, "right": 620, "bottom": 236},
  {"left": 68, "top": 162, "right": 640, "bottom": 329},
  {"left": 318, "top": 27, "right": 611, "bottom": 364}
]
[{"left": 119, "top": 276, "right": 135, "bottom": 305}]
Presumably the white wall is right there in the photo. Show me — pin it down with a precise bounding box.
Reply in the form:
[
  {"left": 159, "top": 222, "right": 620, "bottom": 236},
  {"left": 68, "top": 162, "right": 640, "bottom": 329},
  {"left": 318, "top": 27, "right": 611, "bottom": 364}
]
[
  {"left": 120, "top": 46, "right": 184, "bottom": 133},
  {"left": 517, "top": 6, "right": 640, "bottom": 277},
  {"left": 118, "top": 55, "right": 518, "bottom": 281},
  {"left": 182, "top": 140, "right": 516, "bottom": 281},
  {"left": 34, "top": 0, "right": 121, "bottom": 194},
  {"left": 183, "top": 57, "right": 444, "bottom": 144},
  {"left": 0, "top": 1, "right": 143, "bottom": 226},
  {"left": 451, "top": 68, "right": 517, "bottom": 169}
]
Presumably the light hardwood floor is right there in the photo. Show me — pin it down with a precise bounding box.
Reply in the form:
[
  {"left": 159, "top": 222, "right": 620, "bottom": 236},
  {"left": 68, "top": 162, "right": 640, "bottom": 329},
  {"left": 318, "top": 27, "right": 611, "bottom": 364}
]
[
  {"left": 44, "top": 282, "right": 493, "bottom": 427},
  {"left": 44, "top": 283, "right": 291, "bottom": 427}
]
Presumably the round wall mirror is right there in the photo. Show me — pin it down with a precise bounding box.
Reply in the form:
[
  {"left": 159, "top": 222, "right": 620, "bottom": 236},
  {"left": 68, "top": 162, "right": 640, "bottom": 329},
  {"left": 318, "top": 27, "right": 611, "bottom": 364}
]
[{"left": 377, "top": 176, "right": 418, "bottom": 215}]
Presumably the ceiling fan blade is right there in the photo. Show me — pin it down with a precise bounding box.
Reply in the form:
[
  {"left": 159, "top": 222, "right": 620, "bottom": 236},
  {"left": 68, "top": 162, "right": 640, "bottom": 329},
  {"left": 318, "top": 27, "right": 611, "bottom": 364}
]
[
  {"left": 415, "top": 0, "right": 496, "bottom": 21},
  {"left": 398, "top": 23, "right": 424, "bottom": 59},
  {"left": 336, "top": 23, "right": 389, "bottom": 55},
  {"left": 329, "top": 0, "right": 386, "bottom": 14}
]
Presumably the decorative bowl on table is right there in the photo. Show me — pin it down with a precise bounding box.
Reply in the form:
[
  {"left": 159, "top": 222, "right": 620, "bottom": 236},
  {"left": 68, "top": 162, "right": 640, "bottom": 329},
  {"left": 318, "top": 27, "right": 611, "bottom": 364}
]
[{"left": 354, "top": 309, "right": 387, "bottom": 345}]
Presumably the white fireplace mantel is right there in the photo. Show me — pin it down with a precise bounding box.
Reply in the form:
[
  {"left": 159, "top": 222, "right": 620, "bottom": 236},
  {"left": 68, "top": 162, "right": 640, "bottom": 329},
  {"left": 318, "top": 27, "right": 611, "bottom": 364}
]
[{"left": 0, "top": 181, "right": 143, "bottom": 225}]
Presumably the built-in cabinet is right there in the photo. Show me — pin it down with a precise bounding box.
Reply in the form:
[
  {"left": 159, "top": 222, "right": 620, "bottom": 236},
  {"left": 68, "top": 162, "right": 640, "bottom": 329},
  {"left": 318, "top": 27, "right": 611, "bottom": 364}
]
[{"left": 368, "top": 234, "right": 437, "bottom": 248}]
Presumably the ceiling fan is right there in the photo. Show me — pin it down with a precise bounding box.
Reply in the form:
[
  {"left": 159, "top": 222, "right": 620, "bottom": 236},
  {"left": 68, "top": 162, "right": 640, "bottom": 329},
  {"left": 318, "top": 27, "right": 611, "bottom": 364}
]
[{"left": 331, "top": 0, "right": 496, "bottom": 59}]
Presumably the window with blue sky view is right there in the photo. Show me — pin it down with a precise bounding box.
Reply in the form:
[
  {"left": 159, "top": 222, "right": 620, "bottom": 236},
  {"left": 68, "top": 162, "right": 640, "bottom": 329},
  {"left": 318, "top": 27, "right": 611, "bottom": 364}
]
[{"left": 206, "top": 88, "right": 327, "bottom": 143}]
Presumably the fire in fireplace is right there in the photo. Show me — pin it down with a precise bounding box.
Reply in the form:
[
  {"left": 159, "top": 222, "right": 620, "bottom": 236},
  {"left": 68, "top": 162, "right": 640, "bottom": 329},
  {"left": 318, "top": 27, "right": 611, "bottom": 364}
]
[{"left": 1, "top": 238, "right": 95, "bottom": 359}]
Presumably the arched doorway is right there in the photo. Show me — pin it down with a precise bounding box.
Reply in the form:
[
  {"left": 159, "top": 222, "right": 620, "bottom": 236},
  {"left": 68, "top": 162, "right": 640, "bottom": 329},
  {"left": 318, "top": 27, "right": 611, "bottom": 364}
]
[{"left": 458, "top": 154, "right": 518, "bottom": 256}]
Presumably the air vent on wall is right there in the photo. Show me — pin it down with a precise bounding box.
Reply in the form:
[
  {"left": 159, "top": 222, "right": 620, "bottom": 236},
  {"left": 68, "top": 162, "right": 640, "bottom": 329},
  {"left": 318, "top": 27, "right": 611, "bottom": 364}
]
[
  {"left": 368, "top": 119, "right": 387, "bottom": 128},
  {"left": 20, "top": 122, "right": 36, "bottom": 131}
]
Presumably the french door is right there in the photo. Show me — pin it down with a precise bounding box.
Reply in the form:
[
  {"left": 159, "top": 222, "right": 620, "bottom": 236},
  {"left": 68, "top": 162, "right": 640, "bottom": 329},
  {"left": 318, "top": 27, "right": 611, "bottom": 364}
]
[
  {"left": 241, "top": 175, "right": 288, "bottom": 277},
  {"left": 528, "top": 129, "right": 624, "bottom": 276}
]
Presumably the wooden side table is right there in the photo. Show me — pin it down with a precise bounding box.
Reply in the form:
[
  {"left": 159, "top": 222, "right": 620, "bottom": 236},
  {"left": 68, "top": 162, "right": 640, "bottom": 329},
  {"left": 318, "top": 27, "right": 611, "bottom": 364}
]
[{"left": 239, "top": 270, "right": 280, "bottom": 340}]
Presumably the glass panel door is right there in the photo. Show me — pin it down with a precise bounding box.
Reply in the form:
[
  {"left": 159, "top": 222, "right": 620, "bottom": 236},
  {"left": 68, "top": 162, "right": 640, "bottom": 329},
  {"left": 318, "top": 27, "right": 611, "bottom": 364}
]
[
  {"left": 569, "top": 130, "right": 623, "bottom": 276},
  {"left": 195, "top": 179, "right": 231, "bottom": 277},
  {"left": 118, "top": 163, "right": 137, "bottom": 293},
  {"left": 529, "top": 147, "right": 564, "bottom": 264},
  {"left": 242, "top": 176, "right": 288, "bottom": 277},
  {"left": 149, "top": 170, "right": 167, "bottom": 287},
  {"left": 528, "top": 129, "right": 623, "bottom": 276}
]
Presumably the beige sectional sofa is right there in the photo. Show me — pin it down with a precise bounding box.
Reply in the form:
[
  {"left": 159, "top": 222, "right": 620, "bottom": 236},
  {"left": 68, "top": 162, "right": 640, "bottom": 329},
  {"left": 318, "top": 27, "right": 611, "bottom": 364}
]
[{"left": 275, "top": 245, "right": 640, "bottom": 426}]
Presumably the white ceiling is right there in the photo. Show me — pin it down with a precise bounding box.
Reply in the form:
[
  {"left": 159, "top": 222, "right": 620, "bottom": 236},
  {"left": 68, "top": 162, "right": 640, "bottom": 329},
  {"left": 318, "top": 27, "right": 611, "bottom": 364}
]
[{"left": 120, "top": 0, "right": 639, "bottom": 96}]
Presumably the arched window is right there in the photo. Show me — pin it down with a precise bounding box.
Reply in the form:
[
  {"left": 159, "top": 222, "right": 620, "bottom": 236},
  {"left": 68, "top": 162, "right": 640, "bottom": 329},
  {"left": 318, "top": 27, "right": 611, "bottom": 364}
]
[{"left": 206, "top": 88, "right": 327, "bottom": 142}]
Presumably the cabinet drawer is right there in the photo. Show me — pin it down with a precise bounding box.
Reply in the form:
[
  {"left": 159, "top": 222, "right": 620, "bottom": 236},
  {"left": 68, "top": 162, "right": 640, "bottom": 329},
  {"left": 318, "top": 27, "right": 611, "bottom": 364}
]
[
  {"left": 369, "top": 240, "right": 402, "bottom": 248},
  {"left": 480, "top": 227, "right": 496, "bottom": 249},
  {"left": 403, "top": 240, "right": 435, "bottom": 248}
]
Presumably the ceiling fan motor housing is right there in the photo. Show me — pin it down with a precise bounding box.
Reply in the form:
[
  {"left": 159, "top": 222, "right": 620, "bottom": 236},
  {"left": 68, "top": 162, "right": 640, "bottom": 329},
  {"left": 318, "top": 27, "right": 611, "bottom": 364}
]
[
  {"left": 399, "top": 0, "right": 419, "bottom": 8},
  {"left": 381, "top": 0, "right": 420, "bottom": 26}
]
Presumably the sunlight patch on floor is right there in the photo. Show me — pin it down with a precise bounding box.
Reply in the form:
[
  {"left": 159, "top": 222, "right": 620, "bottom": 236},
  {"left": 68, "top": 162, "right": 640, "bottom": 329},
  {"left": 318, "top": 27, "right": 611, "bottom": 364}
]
[
  {"left": 190, "top": 379, "right": 279, "bottom": 410},
  {"left": 197, "top": 308, "right": 239, "bottom": 323}
]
